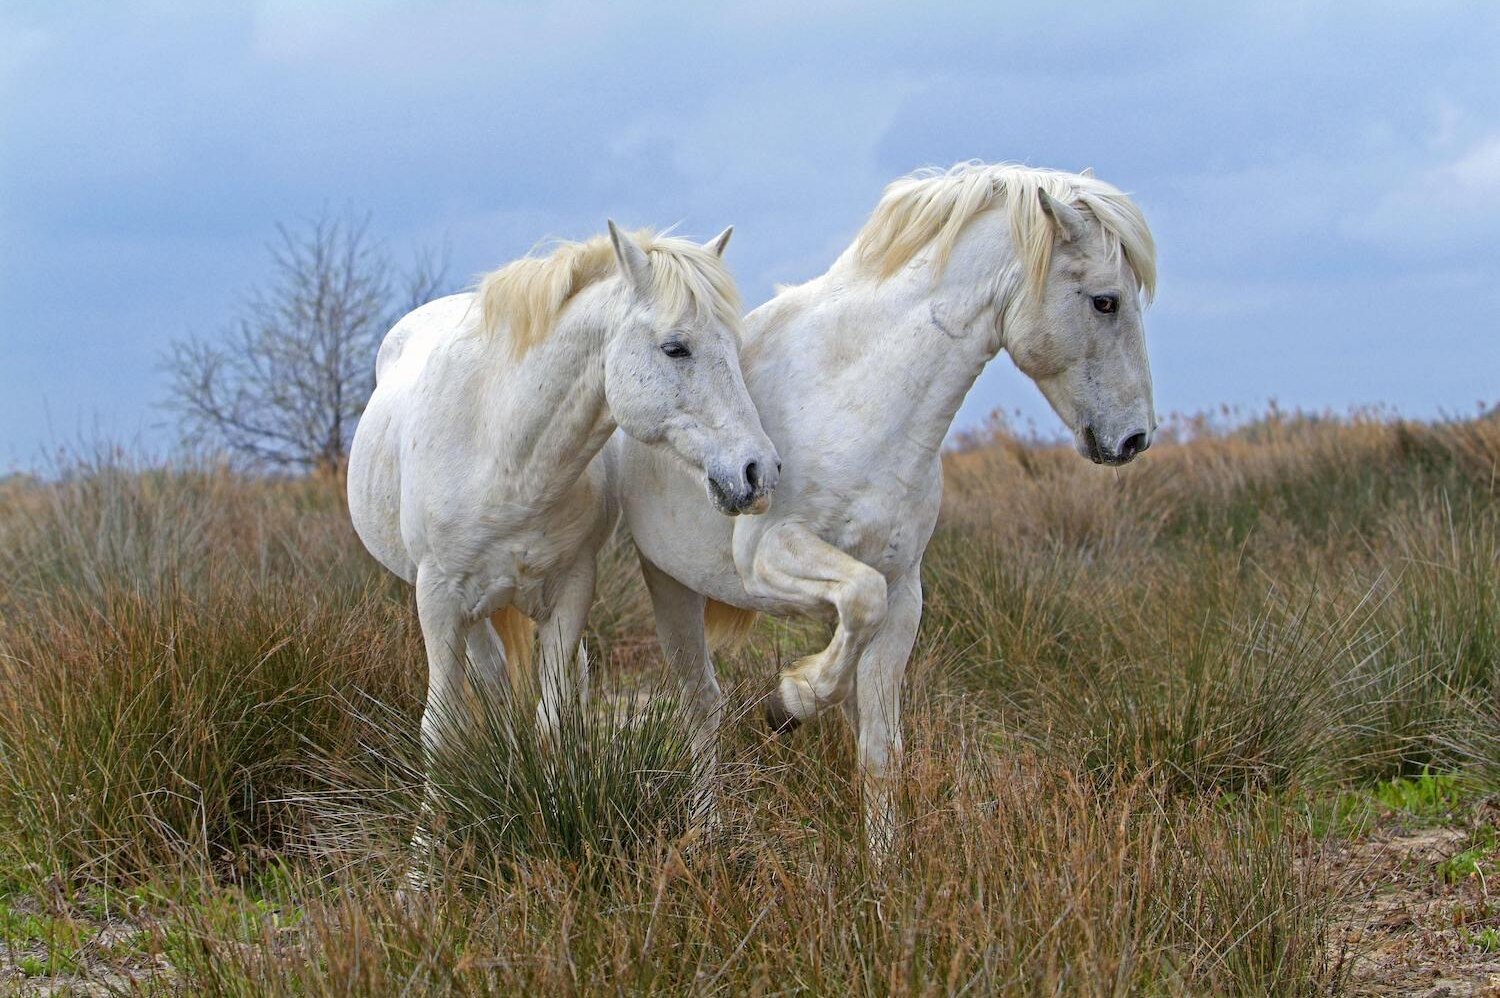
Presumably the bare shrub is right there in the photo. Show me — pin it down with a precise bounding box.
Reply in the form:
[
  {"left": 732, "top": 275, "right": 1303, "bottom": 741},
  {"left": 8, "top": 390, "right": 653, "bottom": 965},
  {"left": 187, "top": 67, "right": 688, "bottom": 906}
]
[{"left": 161, "top": 211, "right": 447, "bottom": 473}]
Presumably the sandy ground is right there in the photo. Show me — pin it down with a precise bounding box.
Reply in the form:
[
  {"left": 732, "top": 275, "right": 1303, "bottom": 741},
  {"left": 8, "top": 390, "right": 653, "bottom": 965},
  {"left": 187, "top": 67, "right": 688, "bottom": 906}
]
[{"left": 1328, "top": 805, "right": 1500, "bottom": 996}]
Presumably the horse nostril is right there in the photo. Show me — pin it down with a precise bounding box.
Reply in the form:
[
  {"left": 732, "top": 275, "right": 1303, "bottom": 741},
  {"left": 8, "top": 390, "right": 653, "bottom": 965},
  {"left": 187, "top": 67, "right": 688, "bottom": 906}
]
[
  {"left": 1082, "top": 425, "right": 1102, "bottom": 464},
  {"left": 744, "top": 461, "right": 761, "bottom": 490},
  {"left": 1120, "top": 432, "right": 1148, "bottom": 460}
]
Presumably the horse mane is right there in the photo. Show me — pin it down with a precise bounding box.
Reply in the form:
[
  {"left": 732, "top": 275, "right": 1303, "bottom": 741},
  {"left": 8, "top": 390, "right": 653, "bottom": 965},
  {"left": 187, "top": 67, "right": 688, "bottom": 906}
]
[
  {"left": 476, "top": 228, "right": 742, "bottom": 356},
  {"left": 850, "top": 161, "right": 1157, "bottom": 301}
]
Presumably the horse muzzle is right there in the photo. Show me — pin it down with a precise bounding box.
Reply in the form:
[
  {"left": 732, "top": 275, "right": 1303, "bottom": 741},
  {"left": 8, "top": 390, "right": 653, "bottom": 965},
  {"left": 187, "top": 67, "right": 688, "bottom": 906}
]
[
  {"left": 1079, "top": 424, "right": 1151, "bottom": 466},
  {"left": 706, "top": 456, "right": 780, "bottom": 516}
]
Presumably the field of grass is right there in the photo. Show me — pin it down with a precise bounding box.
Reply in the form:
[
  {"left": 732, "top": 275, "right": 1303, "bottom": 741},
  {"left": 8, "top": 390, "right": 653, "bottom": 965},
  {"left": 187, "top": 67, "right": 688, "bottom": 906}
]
[{"left": 0, "top": 408, "right": 1497, "bottom": 995}]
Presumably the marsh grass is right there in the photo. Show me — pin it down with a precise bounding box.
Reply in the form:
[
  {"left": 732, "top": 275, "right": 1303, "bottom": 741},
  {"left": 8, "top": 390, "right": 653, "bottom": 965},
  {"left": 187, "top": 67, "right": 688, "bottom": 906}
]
[
  {"left": 158, "top": 705, "right": 1345, "bottom": 996},
  {"left": 296, "top": 666, "right": 712, "bottom": 890},
  {"left": 0, "top": 580, "right": 417, "bottom": 885},
  {"left": 0, "top": 409, "right": 1494, "bottom": 992},
  {"left": 1007, "top": 595, "right": 1360, "bottom": 796}
]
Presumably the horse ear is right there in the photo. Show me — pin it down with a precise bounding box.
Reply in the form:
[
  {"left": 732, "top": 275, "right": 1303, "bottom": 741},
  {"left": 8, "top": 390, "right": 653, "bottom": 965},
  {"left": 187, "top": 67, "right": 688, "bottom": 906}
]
[
  {"left": 704, "top": 225, "right": 733, "bottom": 258},
  {"left": 1079, "top": 166, "right": 1095, "bottom": 178},
  {"left": 1037, "top": 189, "right": 1088, "bottom": 243},
  {"left": 607, "top": 220, "right": 651, "bottom": 295}
]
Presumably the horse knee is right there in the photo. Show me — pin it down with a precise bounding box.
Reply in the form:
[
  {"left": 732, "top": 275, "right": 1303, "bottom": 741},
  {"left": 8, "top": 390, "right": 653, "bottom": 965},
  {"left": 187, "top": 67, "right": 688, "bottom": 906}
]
[{"left": 843, "top": 568, "right": 888, "bottom": 636}]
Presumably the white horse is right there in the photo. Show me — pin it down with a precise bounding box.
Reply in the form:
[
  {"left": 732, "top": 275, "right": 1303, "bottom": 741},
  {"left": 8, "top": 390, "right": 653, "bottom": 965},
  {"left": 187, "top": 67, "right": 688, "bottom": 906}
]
[
  {"left": 348, "top": 222, "right": 779, "bottom": 766},
  {"left": 605, "top": 163, "right": 1158, "bottom": 851}
]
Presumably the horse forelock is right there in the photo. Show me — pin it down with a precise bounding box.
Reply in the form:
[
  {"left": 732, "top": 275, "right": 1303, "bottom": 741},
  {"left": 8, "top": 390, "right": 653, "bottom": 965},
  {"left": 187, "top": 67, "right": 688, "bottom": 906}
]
[
  {"left": 849, "top": 161, "right": 1157, "bottom": 305},
  {"left": 476, "top": 229, "right": 742, "bottom": 357}
]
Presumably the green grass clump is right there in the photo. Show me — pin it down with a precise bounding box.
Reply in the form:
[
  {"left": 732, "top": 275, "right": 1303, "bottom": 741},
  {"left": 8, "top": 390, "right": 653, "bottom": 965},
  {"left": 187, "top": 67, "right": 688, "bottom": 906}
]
[
  {"left": 1438, "top": 826, "right": 1499, "bottom": 886},
  {"left": 1372, "top": 770, "right": 1468, "bottom": 818},
  {"left": 1466, "top": 926, "right": 1500, "bottom": 952},
  {"left": 0, "top": 900, "right": 85, "bottom": 978},
  {"left": 1308, "top": 770, "right": 1475, "bottom": 838}
]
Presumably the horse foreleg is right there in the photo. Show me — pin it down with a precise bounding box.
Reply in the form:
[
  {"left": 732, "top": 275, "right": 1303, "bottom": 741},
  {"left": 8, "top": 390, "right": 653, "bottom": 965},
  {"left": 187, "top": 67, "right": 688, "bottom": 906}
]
[
  {"left": 534, "top": 557, "right": 596, "bottom": 738},
  {"left": 742, "top": 522, "right": 888, "bottom": 730},
  {"left": 640, "top": 555, "right": 723, "bottom": 826},
  {"left": 848, "top": 569, "right": 922, "bottom": 858}
]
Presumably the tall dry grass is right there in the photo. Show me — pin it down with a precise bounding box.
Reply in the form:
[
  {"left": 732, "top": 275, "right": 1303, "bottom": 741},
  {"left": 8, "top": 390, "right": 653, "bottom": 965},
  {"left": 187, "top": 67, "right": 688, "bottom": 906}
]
[
  {"left": 0, "top": 408, "right": 1494, "bottom": 993},
  {"left": 936, "top": 408, "right": 1500, "bottom": 787}
]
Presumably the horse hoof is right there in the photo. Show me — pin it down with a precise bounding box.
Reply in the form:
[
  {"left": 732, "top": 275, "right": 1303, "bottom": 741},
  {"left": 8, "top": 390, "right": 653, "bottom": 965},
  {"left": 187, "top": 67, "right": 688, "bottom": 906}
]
[{"left": 764, "top": 695, "right": 801, "bottom": 735}]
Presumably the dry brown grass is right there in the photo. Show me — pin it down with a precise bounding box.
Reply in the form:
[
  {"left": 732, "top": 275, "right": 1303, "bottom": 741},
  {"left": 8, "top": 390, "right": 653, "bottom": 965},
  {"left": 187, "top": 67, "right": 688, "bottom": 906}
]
[{"left": 0, "top": 409, "right": 1496, "bottom": 993}]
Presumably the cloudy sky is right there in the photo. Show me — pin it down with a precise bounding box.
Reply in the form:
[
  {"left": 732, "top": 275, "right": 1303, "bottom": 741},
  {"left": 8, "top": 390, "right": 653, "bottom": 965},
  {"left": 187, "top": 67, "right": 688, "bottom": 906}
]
[{"left": 2, "top": 2, "right": 1497, "bottom": 468}]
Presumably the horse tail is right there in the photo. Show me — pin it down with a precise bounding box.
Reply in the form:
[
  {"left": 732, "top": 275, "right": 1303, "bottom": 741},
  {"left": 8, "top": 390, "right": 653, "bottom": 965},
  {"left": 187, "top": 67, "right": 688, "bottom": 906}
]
[
  {"left": 490, "top": 606, "right": 536, "bottom": 689},
  {"left": 704, "top": 599, "right": 758, "bottom": 652}
]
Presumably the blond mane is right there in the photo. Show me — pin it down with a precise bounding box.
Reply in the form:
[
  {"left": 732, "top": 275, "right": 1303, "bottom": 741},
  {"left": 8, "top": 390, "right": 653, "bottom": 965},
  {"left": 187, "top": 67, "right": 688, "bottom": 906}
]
[
  {"left": 851, "top": 162, "right": 1157, "bottom": 302},
  {"left": 476, "top": 229, "right": 742, "bottom": 356}
]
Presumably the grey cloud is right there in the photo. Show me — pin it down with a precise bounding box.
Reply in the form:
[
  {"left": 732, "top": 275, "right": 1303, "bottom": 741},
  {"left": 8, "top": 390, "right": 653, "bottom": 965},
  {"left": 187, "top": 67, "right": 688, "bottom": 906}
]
[{"left": 2, "top": 1, "right": 1498, "bottom": 467}]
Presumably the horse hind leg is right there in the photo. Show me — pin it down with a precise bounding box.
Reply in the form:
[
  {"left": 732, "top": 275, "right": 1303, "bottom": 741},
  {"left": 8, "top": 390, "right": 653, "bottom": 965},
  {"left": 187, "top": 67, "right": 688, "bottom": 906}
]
[
  {"left": 408, "top": 565, "right": 473, "bottom": 891},
  {"left": 744, "top": 522, "right": 888, "bottom": 731}
]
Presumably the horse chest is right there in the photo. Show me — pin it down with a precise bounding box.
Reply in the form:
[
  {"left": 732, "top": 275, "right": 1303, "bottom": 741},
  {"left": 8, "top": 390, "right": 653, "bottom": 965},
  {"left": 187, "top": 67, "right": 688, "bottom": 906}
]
[
  {"left": 803, "top": 464, "right": 940, "bottom": 577},
  {"left": 824, "top": 501, "right": 917, "bottom": 578}
]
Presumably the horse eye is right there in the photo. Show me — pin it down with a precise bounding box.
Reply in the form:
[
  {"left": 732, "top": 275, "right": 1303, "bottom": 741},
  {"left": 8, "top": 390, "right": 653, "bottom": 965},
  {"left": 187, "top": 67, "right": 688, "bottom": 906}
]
[
  {"left": 661, "top": 340, "right": 691, "bottom": 359},
  {"left": 1091, "top": 294, "right": 1118, "bottom": 314}
]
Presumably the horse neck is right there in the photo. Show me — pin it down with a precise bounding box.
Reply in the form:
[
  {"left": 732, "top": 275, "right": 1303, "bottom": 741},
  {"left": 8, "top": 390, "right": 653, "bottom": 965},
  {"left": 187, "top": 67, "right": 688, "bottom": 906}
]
[
  {"left": 799, "top": 212, "right": 1015, "bottom": 460},
  {"left": 474, "top": 286, "right": 619, "bottom": 507}
]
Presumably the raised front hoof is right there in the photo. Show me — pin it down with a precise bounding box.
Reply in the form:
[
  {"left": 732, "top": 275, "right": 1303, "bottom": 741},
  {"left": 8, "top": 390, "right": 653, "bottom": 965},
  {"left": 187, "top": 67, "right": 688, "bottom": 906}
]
[{"left": 764, "top": 696, "right": 801, "bottom": 735}]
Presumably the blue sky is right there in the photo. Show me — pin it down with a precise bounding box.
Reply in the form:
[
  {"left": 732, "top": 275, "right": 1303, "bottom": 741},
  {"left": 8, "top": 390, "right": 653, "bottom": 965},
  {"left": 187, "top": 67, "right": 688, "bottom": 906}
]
[{"left": 3, "top": 2, "right": 1498, "bottom": 469}]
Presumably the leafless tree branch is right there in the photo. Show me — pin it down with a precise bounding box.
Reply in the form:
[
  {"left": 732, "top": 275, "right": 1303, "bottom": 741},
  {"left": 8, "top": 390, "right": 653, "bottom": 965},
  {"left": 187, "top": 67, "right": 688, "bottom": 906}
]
[{"left": 162, "top": 210, "right": 450, "bottom": 473}]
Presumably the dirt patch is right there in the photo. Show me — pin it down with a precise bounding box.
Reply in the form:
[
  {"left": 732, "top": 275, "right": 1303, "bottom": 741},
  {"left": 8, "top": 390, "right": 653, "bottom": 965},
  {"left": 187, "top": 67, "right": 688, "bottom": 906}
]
[
  {"left": 1329, "top": 810, "right": 1500, "bottom": 996},
  {"left": 0, "top": 893, "right": 169, "bottom": 996}
]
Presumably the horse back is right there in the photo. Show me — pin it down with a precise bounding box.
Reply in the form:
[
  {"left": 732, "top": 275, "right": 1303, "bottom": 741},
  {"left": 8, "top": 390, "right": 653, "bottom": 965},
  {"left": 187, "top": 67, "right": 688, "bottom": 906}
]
[{"left": 375, "top": 293, "right": 476, "bottom": 386}]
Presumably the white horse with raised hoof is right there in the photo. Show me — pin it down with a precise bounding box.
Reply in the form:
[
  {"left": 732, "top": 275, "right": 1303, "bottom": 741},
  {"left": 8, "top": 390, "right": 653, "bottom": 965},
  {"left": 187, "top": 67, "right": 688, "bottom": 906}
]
[
  {"left": 606, "top": 163, "right": 1158, "bottom": 852},
  {"left": 348, "top": 222, "right": 779, "bottom": 784}
]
